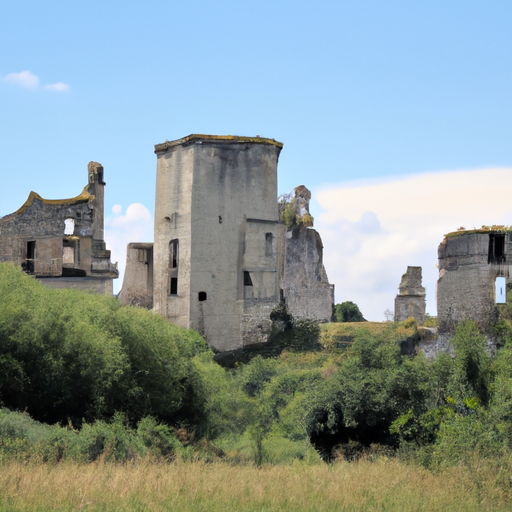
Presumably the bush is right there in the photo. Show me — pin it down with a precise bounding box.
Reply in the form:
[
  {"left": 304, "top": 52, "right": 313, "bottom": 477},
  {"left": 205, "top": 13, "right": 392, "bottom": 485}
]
[
  {"left": 334, "top": 301, "right": 366, "bottom": 323},
  {"left": 0, "top": 263, "right": 210, "bottom": 428}
]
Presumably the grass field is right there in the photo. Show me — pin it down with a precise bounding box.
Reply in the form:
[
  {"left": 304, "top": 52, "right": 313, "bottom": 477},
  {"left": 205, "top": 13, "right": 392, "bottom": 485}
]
[
  {"left": 1, "top": 457, "right": 510, "bottom": 511},
  {"left": 319, "top": 321, "right": 417, "bottom": 350}
]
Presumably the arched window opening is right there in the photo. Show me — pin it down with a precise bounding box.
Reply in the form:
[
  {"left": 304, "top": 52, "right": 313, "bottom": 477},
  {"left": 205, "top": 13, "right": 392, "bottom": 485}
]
[{"left": 64, "top": 218, "right": 75, "bottom": 235}]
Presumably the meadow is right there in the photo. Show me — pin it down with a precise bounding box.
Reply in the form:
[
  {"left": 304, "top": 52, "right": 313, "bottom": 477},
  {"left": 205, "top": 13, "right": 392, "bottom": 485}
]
[{"left": 2, "top": 457, "right": 511, "bottom": 512}]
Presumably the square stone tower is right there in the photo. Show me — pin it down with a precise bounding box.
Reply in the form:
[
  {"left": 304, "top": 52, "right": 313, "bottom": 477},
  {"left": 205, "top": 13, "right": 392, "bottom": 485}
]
[{"left": 153, "top": 134, "right": 285, "bottom": 352}]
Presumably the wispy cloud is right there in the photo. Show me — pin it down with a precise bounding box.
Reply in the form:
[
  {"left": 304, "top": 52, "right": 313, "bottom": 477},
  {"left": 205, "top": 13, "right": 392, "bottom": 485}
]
[
  {"left": 105, "top": 203, "right": 153, "bottom": 294},
  {"left": 44, "top": 82, "right": 70, "bottom": 93},
  {"left": 2, "top": 70, "right": 70, "bottom": 92},
  {"left": 3, "top": 70, "right": 39, "bottom": 89},
  {"left": 315, "top": 168, "right": 512, "bottom": 321}
]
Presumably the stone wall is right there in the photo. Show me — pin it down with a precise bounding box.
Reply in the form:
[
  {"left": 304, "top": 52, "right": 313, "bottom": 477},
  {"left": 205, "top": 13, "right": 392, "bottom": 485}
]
[
  {"left": 118, "top": 243, "right": 154, "bottom": 308},
  {"left": 0, "top": 162, "right": 118, "bottom": 293},
  {"left": 281, "top": 227, "right": 333, "bottom": 322},
  {"left": 437, "top": 230, "right": 512, "bottom": 333},
  {"left": 152, "top": 135, "right": 284, "bottom": 352}
]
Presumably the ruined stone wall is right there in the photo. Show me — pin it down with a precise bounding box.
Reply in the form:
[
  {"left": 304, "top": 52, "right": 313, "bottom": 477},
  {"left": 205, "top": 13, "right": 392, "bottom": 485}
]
[
  {"left": 281, "top": 227, "right": 333, "bottom": 322},
  {"left": 0, "top": 162, "right": 118, "bottom": 292},
  {"left": 279, "top": 185, "right": 333, "bottom": 322},
  {"left": 437, "top": 230, "right": 512, "bottom": 333},
  {"left": 36, "top": 276, "right": 113, "bottom": 294},
  {"left": 118, "top": 243, "right": 154, "bottom": 308},
  {"left": 394, "top": 266, "right": 426, "bottom": 324},
  {"left": 153, "top": 142, "right": 194, "bottom": 329}
]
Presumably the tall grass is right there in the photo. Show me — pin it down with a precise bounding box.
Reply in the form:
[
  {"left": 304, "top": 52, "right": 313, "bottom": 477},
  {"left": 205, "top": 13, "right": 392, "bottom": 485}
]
[{"left": 0, "top": 457, "right": 510, "bottom": 511}]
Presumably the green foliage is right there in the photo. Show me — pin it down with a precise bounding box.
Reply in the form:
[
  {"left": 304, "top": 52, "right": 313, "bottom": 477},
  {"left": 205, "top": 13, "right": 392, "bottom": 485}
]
[
  {"left": 334, "top": 301, "right": 366, "bottom": 322},
  {"left": 0, "top": 263, "right": 209, "bottom": 427},
  {"left": 449, "top": 320, "right": 491, "bottom": 406},
  {"left": 0, "top": 408, "right": 181, "bottom": 462},
  {"left": 278, "top": 193, "right": 314, "bottom": 230},
  {"left": 6, "top": 261, "right": 512, "bottom": 472}
]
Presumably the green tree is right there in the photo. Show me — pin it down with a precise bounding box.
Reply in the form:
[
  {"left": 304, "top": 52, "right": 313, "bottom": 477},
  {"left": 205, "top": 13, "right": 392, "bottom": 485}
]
[
  {"left": 334, "top": 301, "right": 366, "bottom": 322},
  {"left": 0, "top": 263, "right": 209, "bottom": 428}
]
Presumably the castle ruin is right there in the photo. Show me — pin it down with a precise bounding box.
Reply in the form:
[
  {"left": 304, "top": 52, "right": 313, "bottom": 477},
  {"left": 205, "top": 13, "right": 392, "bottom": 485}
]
[
  {"left": 119, "top": 134, "right": 333, "bottom": 352},
  {"left": 437, "top": 227, "right": 511, "bottom": 334},
  {"left": 394, "top": 266, "right": 426, "bottom": 324},
  {"left": 0, "top": 162, "right": 118, "bottom": 293}
]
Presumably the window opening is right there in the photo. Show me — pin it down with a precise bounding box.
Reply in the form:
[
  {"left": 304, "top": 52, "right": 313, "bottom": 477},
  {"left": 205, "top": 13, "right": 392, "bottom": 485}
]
[
  {"left": 64, "top": 218, "right": 75, "bottom": 235},
  {"left": 169, "top": 239, "right": 179, "bottom": 295},
  {"left": 496, "top": 276, "right": 507, "bottom": 304},
  {"left": 265, "top": 232, "right": 274, "bottom": 257},
  {"left": 170, "top": 239, "right": 179, "bottom": 268},
  {"left": 198, "top": 291, "right": 207, "bottom": 301},
  {"left": 138, "top": 249, "right": 148, "bottom": 263},
  {"left": 489, "top": 234, "right": 506, "bottom": 264},
  {"left": 63, "top": 245, "right": 75, "bottom": 264},
  {"left": 244, "top": 271, "right": 253, "bottom": 286},
  {"left": 63, "top": 239, "right": 79, "bottom": 266},
  {"left": 25, "top": 241, "right": 36, "bottom": 273}
]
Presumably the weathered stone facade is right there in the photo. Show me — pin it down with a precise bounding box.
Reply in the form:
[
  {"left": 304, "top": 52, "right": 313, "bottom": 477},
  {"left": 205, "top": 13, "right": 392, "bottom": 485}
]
[
  {"left": 0, "top": 162, "right": 118, "bottom": 293},
  {"left": 394, "top": 266, "right": 426, "bottom": 324},
  {"left": 152, "top": 134, "right": 286, "bottom": 352},
  {"left": 280, "top": 186, "right": 334, "bottom": 322},
  {"left": 118, "top": 243, "right": 154, "bottom": 308},
  {"left": 119, "top": 135, "right": 334, "bottom": 352},
  {"left": 437, "top": 228, "right": 512, "bottom": 333}
]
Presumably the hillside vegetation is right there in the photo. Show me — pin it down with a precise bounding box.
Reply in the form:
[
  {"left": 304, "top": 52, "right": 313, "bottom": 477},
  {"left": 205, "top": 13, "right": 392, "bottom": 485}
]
[{"left": 2, "top": 262, "right": 512, "bottom": 508}]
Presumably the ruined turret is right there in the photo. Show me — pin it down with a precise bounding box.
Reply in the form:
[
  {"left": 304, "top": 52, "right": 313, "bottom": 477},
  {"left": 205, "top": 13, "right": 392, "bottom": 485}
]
[
  {"left": 437, "top": 227, "right": 512, "bottom": 334},
  {"left": 394, "top": 266, "right": 426, "bottom": 324}
]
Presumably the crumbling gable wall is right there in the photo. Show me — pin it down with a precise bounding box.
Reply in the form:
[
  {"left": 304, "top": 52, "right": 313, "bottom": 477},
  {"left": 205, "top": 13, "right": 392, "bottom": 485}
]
[
  {"left": 437, "top": 228, "right": 512, "bottom": 333},
  {"left": 0, "top": 162, "right": 118, "bottom": 293},
  {"left": 394, "top": 266, "right": 426, "bottom": 324}
]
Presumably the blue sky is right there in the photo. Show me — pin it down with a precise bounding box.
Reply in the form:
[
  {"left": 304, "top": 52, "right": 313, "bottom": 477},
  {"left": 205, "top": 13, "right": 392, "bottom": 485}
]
[{"left": 1, "top": 1, "right": 512, "bottom": 320}]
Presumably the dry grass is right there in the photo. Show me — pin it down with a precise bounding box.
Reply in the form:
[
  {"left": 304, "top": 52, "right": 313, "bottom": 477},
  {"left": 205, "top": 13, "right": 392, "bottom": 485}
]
[
  {"left": 0, "top": 457, "right": 510, "bottom": 511},
  {"left": 320, "top": 321, "right": 412, "bottom": 350}
]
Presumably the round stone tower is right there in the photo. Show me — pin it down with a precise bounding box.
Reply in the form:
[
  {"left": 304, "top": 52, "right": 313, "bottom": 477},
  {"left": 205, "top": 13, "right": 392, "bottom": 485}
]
[{"left": 437, "top": 227, "right": 512, "bottom": 333}]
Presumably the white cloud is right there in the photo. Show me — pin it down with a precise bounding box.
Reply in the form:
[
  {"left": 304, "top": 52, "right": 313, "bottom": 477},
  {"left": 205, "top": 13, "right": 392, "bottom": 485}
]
[
  {"left": 105, "top": 203, "right": 153, "bottom": 294},
  {"left": 2, "top": 71, "right": 70, "bottom": 92},
  {"left": 3, "top": 70, "right": 39, "bottom": 89},
  {"left": 44, "top": 82, "right": 70, "bottom": 92},
  {"left": 315, "top": 168, "right": 512, "bottom": 321}
]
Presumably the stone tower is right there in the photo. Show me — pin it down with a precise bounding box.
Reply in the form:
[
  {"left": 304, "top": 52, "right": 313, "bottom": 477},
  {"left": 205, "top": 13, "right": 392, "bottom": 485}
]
[
  {"left": 152, "top": 134, "right": 285, "bottom": 352},
  {"left": 437, "top": 228, "right": 512, "bottom": 333}
]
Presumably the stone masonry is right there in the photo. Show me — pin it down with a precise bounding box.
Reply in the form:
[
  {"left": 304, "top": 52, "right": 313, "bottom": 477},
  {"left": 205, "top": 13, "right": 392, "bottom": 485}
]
[
  {"left": 437, "top": 228, "right": 512, "bottom": 333},
  {"left": 394, "top": 266, "right": 426, "bottom": 324},
  {"left": 280, "top": 186, "right": 334, "bottom": 322},
  {"left": 120, "top": 135, "right": 334, "bottom": 352},
  {"left": 0, "top": 162, "right": 118, "bottom": 293}
]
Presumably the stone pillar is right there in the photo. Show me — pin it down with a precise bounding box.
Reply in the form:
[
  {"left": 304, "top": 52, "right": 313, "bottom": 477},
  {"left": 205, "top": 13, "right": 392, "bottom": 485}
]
[{"left": 394, "top": 266, "right": 426, "bottom": 324}]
